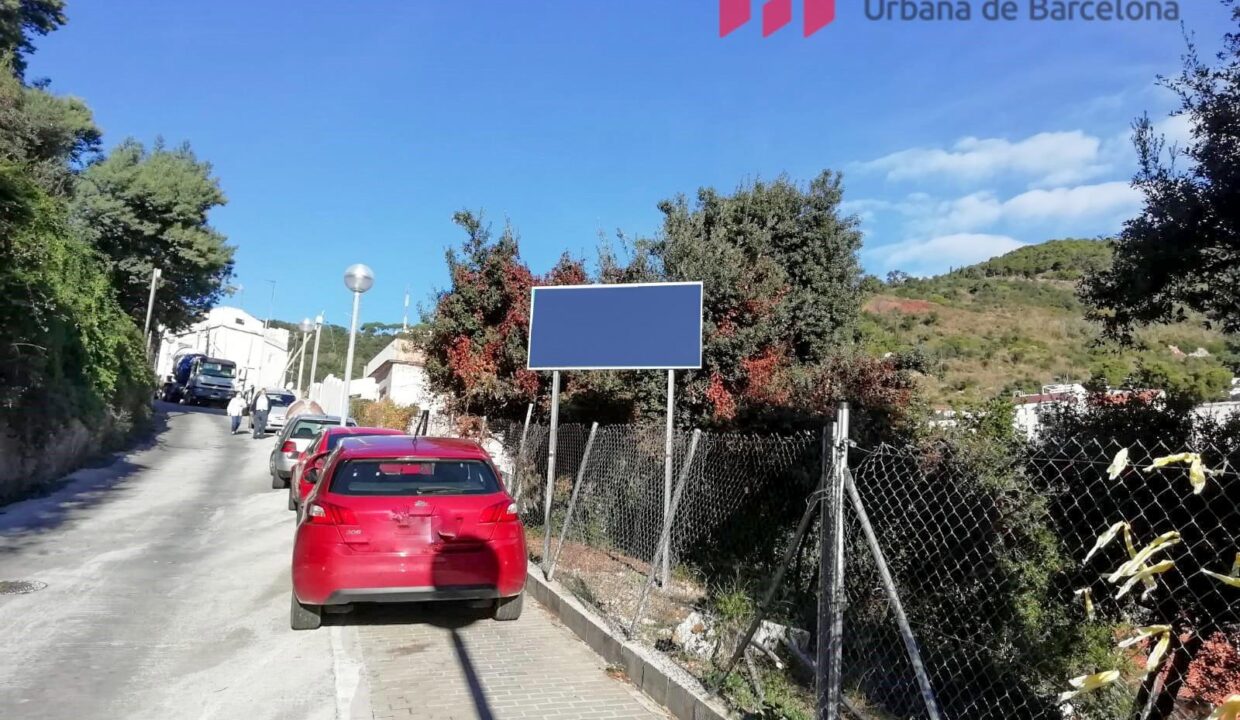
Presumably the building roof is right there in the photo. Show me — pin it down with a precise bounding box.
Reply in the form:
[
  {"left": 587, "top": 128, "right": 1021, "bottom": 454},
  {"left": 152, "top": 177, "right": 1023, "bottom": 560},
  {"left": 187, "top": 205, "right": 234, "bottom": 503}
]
[{"left": 363, "top": 338, "right": 426, "bottom": 379}]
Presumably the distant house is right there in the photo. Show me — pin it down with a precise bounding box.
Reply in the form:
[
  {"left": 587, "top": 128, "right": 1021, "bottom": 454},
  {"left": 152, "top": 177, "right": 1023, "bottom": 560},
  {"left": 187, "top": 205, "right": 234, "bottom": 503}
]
[
  {"left": 363, "top": 338, "right": 443, "bottom": 414},
  {"left": 1013, "top": 384, "right": 1169, "bottom": 439},
  {"left": 1013, "top": 384, "right": 1088, "bottom": 439}
]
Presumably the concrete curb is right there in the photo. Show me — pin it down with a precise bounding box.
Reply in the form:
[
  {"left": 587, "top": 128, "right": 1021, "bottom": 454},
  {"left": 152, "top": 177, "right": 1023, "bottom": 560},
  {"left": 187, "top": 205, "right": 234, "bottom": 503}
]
[{"left": 525, "top": 565, "right": 731, "bottom": 720}]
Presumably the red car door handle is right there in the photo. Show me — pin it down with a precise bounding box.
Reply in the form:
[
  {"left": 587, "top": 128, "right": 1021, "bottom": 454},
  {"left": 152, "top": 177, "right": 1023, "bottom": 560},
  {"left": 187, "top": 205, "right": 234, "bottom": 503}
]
[{"left": 438, "top": 528, "right": 457, "bottom": 540}]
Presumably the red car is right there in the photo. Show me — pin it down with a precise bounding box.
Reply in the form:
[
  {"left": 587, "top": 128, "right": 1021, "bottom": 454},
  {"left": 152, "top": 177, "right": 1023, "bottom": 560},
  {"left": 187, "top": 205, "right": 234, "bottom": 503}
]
[
  {"left": 290, "top": 435, "right": 527, "bottom": 630},
  {"left": 287, "top": 426, "right": 406, "bottom": 511}
]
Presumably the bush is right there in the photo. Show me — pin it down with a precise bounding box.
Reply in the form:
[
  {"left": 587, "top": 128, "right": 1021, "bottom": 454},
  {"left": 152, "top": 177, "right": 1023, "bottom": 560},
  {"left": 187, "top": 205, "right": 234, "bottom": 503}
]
[
  {"left": 0, "top": 168, "right": 152, "bottom": 499},
  {"left": 349, "top": 398, "right": 420, "bottom": 432}
]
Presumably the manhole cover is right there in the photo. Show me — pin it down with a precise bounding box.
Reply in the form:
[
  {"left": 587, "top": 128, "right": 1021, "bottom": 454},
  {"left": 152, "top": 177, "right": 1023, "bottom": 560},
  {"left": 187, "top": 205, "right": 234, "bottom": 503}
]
[{"left": 0, "top": 580, "right": 47, "bottom": 595}]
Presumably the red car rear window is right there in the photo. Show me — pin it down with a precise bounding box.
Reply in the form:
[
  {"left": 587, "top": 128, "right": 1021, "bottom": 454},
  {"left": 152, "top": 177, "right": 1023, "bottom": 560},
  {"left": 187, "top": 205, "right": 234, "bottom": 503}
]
[{"left": 329, "top": 459, "right": 500, "bottom": 496}]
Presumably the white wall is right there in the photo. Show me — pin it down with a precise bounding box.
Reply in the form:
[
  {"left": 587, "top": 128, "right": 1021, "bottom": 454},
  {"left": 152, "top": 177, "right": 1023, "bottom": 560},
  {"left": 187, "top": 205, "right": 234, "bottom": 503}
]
[
  {"left": 308, "top": 375, "right": 378, "bottom": 418},
  {"left": 382, "top": 364, "right": 444, "bottom": 414},
  {"left": 1193, "top": 401, "right": 1240, "bottom": 424}
]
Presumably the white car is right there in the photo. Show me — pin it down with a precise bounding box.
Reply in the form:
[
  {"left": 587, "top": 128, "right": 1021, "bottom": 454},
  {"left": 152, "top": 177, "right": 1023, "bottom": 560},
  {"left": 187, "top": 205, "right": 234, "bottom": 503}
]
[{"left": 248, "top": 388, "right": 297, "bottom": 432}]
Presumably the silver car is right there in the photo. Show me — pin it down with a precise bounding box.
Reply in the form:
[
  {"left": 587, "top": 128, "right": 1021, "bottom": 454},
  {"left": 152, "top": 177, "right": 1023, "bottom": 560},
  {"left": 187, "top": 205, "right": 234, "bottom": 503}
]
[{"left": 268, "top": 414, "right": 355, "bottom": 489}]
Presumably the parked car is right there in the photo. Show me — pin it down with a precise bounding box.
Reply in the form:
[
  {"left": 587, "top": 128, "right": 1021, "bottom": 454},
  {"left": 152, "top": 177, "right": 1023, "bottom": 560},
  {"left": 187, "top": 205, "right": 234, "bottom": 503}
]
[
  {"left": 249, "top": 388, "right": 297, "bottom": 432},
  {"left": 269, "top": 414, "right": 356, "bottom": 489},
  {"left": 287, "top": 426, "right": 406, "bottom": 511},
  {"left": 290, "top": 435, "right": 526, "bottom": 630}
]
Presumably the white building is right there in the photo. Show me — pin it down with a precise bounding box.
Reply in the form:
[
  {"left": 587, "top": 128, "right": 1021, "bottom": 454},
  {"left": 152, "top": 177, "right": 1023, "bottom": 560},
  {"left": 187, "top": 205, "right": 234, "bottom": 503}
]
[
  {"left": 362, "top": 338, "right": 444, "bottom": 415},
  {"left": 155, "top": 306, "right": 290, "bottom": 391}
]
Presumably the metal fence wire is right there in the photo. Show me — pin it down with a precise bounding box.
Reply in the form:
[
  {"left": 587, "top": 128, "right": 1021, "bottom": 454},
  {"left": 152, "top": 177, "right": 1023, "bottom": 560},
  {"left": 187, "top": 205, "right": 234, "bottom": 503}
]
[
  {"left": 487, "top": 418, "right": 1239, "bottom": 720},
  {"left": 843, "top": 437, "right": 1239, "bottom": 720}
]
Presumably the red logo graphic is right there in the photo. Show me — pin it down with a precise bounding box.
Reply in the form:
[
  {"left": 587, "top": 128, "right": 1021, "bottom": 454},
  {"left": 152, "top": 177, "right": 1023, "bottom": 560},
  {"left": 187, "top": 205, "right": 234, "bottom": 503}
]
[{"left": 720, "top": 0, "right": 836, "bottom": 37}]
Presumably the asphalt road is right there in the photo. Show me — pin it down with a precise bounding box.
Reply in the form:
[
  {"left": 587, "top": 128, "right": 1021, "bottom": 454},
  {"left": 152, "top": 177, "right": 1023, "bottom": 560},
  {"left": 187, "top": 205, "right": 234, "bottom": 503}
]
[
  {"left": 0, "top": 403, "right": 345, "bottom": 720},
  {"left": 0, "top": 403, "right": 666, "bottom": 720}
]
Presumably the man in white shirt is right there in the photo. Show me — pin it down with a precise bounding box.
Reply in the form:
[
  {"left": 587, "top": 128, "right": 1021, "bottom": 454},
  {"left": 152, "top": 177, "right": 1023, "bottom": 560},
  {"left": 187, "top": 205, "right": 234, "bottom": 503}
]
[
  {"left": 253, "top": 390, "right": 270, "bottom": 439},
  {"left": 226, "top": 393, "right": 245, "bottom": 435}
]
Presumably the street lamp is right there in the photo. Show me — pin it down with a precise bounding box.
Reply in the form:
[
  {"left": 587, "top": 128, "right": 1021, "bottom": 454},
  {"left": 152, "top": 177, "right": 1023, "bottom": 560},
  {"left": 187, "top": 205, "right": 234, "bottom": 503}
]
[
  {"left": 309, "top": 314, "right": 324, "bottom": 401},
  {"left": 339, "top": 264, "right": 374, "bottom": 425},
  {"left": 296, "top": 318, "right": 313, "bottom": 398}
]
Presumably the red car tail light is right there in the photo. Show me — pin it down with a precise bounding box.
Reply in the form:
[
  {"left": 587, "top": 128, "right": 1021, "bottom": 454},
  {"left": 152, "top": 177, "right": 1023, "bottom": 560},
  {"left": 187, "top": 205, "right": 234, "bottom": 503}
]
[
  {"left": 281, "top": 440, "right": 297, "bottom": 455},
  {"left": 480, "top": 501, "right": 520, "bottom": 523},
  {"left": 305, "top": 502, "right": 358, "bottom": 526}
]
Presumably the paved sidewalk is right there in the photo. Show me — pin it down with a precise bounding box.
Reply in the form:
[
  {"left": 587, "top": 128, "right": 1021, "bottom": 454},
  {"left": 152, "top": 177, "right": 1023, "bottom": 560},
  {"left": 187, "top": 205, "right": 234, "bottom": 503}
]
[{"left": 351, "top": 597, "right": 666, "bottom": 720}]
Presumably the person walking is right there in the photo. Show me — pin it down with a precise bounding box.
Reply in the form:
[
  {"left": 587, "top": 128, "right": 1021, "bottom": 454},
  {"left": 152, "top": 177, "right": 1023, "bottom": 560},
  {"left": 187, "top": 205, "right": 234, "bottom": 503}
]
[
  {"left": 226, "top": 392, "right": 245, "bottom": 435},
  {"left": 252, "top": 390, "right": 270, "bottom": 439}
]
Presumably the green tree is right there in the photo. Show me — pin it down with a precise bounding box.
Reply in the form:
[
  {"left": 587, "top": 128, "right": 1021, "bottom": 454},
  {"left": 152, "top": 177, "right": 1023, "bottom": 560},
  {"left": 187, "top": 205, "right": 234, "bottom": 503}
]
[
  {"left": 423, "top": 211, "right": 552, "bottom": 419},
  {"left": 0, "top": 166, "right": 152, "bottom": 499},
  {"left": 72, "top": 139, "right": 234, "bottom": 332},
  {"left": 644, "top": 171, "right": 864, "bottom": 425},
  {"left": 0, "top": 63, "right": 100, "bottom": 194},
  {"left": 1081, "top": 2, "right": 1240, "bottom": 339},
  {"left": 0, "top": 0, "right": 65, "bottom": 79}
]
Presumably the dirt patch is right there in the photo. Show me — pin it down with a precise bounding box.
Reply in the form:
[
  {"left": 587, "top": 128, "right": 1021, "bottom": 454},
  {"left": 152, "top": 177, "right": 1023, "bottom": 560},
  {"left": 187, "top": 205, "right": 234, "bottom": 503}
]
[
  {"left": 864, "top": 296, "right": 938, "bottom": 315},
  {"left": 529, "top": 529, "right": 706, "bottom": 642}
]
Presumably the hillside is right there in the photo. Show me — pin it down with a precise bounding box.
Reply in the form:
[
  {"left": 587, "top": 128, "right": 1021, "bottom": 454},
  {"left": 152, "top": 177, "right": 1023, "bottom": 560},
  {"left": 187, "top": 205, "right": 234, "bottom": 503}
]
[{"left": 861, "top": 239, "right": 1238, "bottom": 407}]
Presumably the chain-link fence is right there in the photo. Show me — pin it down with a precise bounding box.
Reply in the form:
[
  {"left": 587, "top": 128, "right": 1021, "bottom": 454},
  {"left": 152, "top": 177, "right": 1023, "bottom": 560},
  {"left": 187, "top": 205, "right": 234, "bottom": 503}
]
[
  {"left": 483, "top": 415, "right": 1239, "bottom": 720},
  {"left": 843, "top": 436, "right": 1239, "bottom": 720}
]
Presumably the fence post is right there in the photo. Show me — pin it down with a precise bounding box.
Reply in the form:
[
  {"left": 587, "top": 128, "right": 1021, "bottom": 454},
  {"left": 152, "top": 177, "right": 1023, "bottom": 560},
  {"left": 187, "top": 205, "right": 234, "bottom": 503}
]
[
  {"left": 817, "top": 404, "right": 849, "bottom": 720},
  {"left": 541, "top": 372, "right": 561, "bottom": 570},
  {"left": 843, "top": 466, "right": 943, "bottom": 720},
  {"left": 548, "top": 421, "right": 599, "bottom": 581},
  {"left": 661, "top": 368, "right": 675, "bottom": 587},
  {"left": 628, "top": 429, "right": 702, "bottom": 637},
  {"left": 709, "top": 428, "right": 828, "bottom": 695},
  {"left": 511, "top": 403, "right": 534, "bottom": 500}
]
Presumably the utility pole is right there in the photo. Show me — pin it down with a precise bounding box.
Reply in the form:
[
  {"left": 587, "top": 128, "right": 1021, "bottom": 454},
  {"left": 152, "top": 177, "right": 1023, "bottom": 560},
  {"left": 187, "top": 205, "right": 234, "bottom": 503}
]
[
  {"left": 309, "top": 314, "right": 324, "bottom": 399},
  {"left": 296, "top": 319, "right": 312, "bottom": 397},
  {"left": 143, "top": 267, "right": 162, "bottom": 353}
]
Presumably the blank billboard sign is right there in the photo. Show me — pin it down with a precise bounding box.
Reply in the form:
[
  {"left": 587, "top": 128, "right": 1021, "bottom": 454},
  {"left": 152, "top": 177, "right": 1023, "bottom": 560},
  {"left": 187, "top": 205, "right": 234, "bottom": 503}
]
[{"left": 527, "top": 282, "right": 703, "bottom": 370}]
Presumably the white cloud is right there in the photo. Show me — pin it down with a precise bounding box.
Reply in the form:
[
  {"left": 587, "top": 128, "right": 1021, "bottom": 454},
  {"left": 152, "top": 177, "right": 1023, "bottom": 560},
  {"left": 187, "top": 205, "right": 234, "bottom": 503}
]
[
  {"left": 859, "top": 131, "right": 1111, "bottom": 187},
  {"left": 854, "top": 181, "right": 1142, "bottom": 235},
  {"left": 1002, "top": 181, "right": 1140, "bottom": 222},
  {"left": 1154, "top": 114, "right": 1193, "bottom": 148},
  {"left": 929, "top": 192, "right": 1004, "bottom": 232},
  {"left": 866, "top": 234, "right": 1028, "bottom": 275}
]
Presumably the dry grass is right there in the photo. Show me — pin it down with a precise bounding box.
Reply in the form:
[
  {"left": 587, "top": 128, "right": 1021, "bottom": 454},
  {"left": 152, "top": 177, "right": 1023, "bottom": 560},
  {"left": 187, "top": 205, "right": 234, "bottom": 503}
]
[
  {"left": 862, "top": 292, "right": 1231, "bottom": 408},
  {"left": 528, "top": 527, "right": 706, "bottom": 640}
]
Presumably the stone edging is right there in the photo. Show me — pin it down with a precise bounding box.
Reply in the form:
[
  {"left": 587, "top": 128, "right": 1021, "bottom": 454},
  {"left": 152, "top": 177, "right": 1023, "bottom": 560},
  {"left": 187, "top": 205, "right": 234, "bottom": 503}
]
[{"left": 525, "top": 565, "right": 731, "bottom": 720}]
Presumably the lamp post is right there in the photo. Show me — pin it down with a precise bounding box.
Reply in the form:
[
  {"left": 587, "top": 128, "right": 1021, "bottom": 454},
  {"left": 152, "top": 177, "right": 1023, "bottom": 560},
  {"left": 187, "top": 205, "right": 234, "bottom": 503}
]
[
  {"left": 309, "top": 314, "right": 324, "bottom": 401},
  {"left": 296, "top": 318, "right": 313, "bottom": 398},
  {"left": 339, "top": 264, "right": 374, "bottom": 425}
]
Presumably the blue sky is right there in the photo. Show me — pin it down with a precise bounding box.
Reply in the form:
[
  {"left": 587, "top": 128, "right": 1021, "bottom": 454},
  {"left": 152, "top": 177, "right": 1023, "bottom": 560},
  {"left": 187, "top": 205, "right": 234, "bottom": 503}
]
[{"left": 29, "top": 1, "right": 1232, "bottom": 326}]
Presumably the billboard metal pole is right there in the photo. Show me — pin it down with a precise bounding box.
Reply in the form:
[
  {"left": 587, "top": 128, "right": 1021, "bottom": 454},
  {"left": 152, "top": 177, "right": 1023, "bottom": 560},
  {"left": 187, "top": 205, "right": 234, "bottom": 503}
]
[
  {"left": 661, "top": 369, "right": 674, "bottom": 587},
  {"left": 512, "top": 403, "right": 534, "bottom": 500},
  {"left": 541, "top": 370, "right": 561, "bottom": 571}
]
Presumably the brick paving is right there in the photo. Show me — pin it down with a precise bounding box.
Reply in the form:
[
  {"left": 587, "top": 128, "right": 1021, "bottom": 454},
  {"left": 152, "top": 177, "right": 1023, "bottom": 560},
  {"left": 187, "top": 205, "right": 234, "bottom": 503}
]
[{"left": 353, "top": 597, "right": 667, "bottom": 720}]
